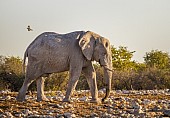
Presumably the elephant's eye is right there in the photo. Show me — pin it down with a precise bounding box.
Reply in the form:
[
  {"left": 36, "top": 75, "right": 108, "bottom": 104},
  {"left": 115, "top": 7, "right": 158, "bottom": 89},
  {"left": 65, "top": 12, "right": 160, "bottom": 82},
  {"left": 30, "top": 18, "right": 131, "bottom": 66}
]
[{"left": 105, "top": 42, "right": 108, "bottom": 47}]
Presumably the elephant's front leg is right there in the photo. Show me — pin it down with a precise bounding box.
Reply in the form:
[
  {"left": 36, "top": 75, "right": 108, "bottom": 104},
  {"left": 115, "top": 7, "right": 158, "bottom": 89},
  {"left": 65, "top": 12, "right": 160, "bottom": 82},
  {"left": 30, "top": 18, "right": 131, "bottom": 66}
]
[
  {"left": 63, "top": 66, "right": 82, "bottom": 103},
  {"left": 36, "top": 77, "right": 49, "bottom": 101},
  {"left": 82, "top": 63, "right": 100, "bottom": 103}
]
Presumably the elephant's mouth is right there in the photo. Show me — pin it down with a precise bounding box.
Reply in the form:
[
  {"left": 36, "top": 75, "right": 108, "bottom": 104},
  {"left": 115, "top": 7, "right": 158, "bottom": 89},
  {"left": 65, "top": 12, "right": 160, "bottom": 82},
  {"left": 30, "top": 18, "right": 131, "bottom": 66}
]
[
  {"left": 103, "top": 66, "right": 113, "bottom": 72},
  {"left": 99, "top": 60, "right": 113, "bottom": 72}
]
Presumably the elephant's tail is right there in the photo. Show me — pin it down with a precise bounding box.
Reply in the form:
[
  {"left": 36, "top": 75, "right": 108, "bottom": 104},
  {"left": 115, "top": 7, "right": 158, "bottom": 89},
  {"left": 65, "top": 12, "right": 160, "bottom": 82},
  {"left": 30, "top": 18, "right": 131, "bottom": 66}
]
[{"left": 23, "top": 49, "right": 28, "bottom": 74}]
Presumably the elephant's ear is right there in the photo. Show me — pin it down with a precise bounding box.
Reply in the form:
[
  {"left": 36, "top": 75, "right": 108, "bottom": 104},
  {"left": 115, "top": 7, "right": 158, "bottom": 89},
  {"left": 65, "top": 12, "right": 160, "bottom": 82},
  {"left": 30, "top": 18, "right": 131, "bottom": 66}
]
[{"left": 79, "top": 31, "right": 95, "bottom": 60}]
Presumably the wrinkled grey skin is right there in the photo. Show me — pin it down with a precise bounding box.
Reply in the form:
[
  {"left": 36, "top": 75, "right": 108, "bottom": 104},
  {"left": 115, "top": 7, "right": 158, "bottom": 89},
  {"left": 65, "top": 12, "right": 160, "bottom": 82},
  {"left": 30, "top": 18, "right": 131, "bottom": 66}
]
[{"left": 17, "top": 31, "right": 112, "bottom": 103}]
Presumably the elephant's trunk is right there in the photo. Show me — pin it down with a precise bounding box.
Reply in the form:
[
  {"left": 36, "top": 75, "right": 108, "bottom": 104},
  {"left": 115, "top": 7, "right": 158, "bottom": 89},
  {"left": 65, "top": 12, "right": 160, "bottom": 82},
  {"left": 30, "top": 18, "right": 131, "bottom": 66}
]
[{"left": 102, "top": 66, "right": 112, "bottom": 102}]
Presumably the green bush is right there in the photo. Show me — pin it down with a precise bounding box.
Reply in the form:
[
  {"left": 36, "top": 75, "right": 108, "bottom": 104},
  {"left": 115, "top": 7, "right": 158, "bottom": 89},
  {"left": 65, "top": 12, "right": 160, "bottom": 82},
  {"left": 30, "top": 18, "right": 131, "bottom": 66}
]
[{"left": 0, "top": 47, "right": 170, "bottom": 91}]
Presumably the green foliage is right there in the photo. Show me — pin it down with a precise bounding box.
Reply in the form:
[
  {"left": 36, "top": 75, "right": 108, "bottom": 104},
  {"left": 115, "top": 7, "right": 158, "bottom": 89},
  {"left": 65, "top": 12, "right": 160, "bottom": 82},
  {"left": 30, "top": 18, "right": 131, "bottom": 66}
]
[
  {"left": 45, "top": 72, "right": 69, "bottom": 91},
  {"left": 135, "top": 68, "right": 170, "bottom": 89},
  {"left": 0, "top": 47, "right": 170, "bottom": 91},
  {"left": 111, "top": 46, "right": 137, "bottom": 70},
  {"left": 0, "top": 56, "right": 23, "bottom": 75},
  {"left": 144, "top": 50, "right": 170, "bottom": 69},
  {"left": 76, "top": 75, "right": 89, "bottom": 90},
  {"left": 0, "top": 56, "right": 24, "bottom": 91},
  {"left": 0, "top": 72, "right": 24, "bottom": 91}
]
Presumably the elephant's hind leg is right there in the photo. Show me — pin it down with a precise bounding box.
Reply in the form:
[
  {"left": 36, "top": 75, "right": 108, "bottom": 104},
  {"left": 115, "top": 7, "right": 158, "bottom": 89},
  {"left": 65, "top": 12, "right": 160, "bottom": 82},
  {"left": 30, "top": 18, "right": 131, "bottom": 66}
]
[
  {"left": 36, "top": 77, "right": 49, "bottom": 102},
  {"left": 16, "top": 76, "right": 34, "bottom": 101},
  {"left": 17, "top": 66, "right": 42, "bottom": 102}
]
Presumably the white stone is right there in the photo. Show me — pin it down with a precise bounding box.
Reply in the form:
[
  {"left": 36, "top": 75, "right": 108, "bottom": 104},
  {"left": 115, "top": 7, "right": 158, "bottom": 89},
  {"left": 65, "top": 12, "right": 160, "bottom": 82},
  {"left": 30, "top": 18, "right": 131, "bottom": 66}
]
[
  {"left": 64, "top": 112, "right": 76, "bottom": 118},
  {"left": 131, "top": 101, "right": 141, "bottom": 109},
  {"left": 5, "top": 112, "right": 13, "bottom": 117},
  {"left": 15, "top": 113, "right": 22, "bottom": 117},
  {"left": 122, "top": 90, "right": 130, "bottom": 94},
  {"left": 5, "top": 95, "right": 11, "bottom": 100},
  {"left": 102, "top": 112, "right": 112, "bottom": 117},
  {"left": 142, "top": 99, "right": 151, "bottom": 105},
  {"left": 163, "top": 109, "right": 170, "bottom": 116},
  {"left": 32, "top": 111, "right": 39, "bottom": 114},
  {"left": 79, "top": 96, "right": 87, "bottom": 101},
  {"left": 57, "top": 104, "right": 64, "bottom": 109},
  {"left": 24, "top": 109, "right": 33, "bottom": 115}
]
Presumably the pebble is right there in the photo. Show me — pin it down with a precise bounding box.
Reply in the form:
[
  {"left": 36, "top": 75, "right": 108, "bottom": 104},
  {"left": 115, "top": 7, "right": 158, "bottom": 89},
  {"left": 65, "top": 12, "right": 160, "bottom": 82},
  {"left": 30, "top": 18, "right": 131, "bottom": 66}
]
[
  {"left": 163, "top": 109, "right": 170, "bottom": 117},
  {"left": 57, "top": 104, "right": 64, "bottom": 109},
  {"left": 90, "top": 112, "right": 99, "bottom": 118},
  {"left": 79, "top": 96, "right": 87, "bottom": 101},
  {"left": 122, "top": 90, "right": 130, "bottom": 94},
  {"left": 131, "top": 101, "right": 141, "bottom": 109},
  {"left": 5, "top": 112, "right": 14, "bottom": 117},
  {"left": 0, "top": 90, "right": 170, "bottom": 117},
  {"left": 64, "top": 112, "right": 76, "bottom": 118}
]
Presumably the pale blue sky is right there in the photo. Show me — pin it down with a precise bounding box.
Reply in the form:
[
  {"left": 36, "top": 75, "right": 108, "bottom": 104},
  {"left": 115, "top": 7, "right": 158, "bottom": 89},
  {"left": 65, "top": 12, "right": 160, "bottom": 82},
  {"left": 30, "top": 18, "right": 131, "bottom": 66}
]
[{"left": 0, "top": 0, "right": 170, "bottom": 62}]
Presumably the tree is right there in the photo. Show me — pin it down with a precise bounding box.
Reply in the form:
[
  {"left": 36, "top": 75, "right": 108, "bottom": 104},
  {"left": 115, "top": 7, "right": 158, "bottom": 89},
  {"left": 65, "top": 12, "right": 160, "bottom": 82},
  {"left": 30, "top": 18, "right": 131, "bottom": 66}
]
[
  {"left": 3, "top": 56, "right": 23, "bottom": 75},
  {"left": 0, "top": 56, "right": 24, "bottom": 91},
  {"left": 111, "top": 46, "right": 137, "bottom": 70},
  {"left": 144, "top": 50, "right": 170, "bottom": 69},
  {"left": 45, "top": 72, "right": 69, "bottom": 91}
]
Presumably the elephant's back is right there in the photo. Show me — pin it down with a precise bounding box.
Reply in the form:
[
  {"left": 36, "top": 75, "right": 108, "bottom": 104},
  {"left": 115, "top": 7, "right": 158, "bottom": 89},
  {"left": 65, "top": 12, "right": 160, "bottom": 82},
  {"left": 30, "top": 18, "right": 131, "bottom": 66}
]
[
  {"left": 28, "top": 31, "right": 84, "bottom": 49},
  {"left": 26, "top": 31, "right": 84, "bottom": 59}
]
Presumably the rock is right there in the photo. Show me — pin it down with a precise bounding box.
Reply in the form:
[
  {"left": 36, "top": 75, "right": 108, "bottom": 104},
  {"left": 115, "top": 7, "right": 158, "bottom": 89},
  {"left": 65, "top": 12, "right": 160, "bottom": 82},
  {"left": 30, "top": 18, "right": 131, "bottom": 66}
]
[
  {"left": 0, "top": 114, "right": 6, "bottom": 118},
  {"left": 53, "top": 96, "right": 63, "bottom": 101},
  {"left": 136, "top": 99, "right": 142, "bottom": 104},
  {"left": 142, "top": 99, "right": 151, "bottom": 105},
  {"left": 116, "top": 90, "right": 122, "bottom": 94},
  {"left": 71, "top": 97, "right": 78, "bottom": 102},
  {"left": 122, "top": 90, "right": 130, "bottom": 94},
  {"left": 56, "top": 114, "right": 64, "bottom": 118},
  {"left": 28, "top": 114, "right": 40, "bottom": 118},
  {"left": 67, "top": 104, "right": 73, "bottom": 108},
  {"left": 134, "top": 108, "right": 144, "bottom": 114},
  {"left": 64, "top": 112, "right": 76, "bottom": 118},
  {"left": 0, "top": 90, "right": 10, "bottom": 94},
  {"left": 99, "top": 88, "right": 106, "bottom": 93},
  {"left": 56, "top": 104, "right": 64, "bottom": 109},
  {"left": 131, "top": 101, "right": 141, "bottom": 109},
  {"left": 79, "top": 96, "right": 87, "bottom": 101},
  {"left": 102, "top": 112, "right": 112, "bottom": 118},
  {"left": 90, "top": 112, "right": 99, "bottom": 118},
  {"left": 152, "top": 105, "right": 161, "bottom": 111},
  {"left": 5, "top": 95, "right": 11, "bottom": 100},
  {"left": 163, "top": 109, "right": 170, "bottom": 117},
  {"left": 5, "top": 112, "right": 14, "bottom": 117},
  {"left": 127, "top": 109, "right": 135, "bottom": 114},
  {"left": 15, "top": 113, "right": 22, "bottom": 117},
  {"left": 0, "top": 108, "right": 3, "bottom": 113},
  {"left": 47, "top": 112, "right": 53, "bottom": 115},
  {"left": 23, "top": 109, "right": 32, "bottom": 115},
  {"left": 46, "top": 96, "right": 53, "bottom": 101},
  {"left": 32, "top": 110, "right": 39, "bottom": 114}
]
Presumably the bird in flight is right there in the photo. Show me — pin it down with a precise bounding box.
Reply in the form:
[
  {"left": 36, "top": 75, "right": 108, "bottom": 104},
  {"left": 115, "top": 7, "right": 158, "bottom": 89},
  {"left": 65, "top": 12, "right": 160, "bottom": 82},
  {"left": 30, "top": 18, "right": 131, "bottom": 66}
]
[{"left": 27, "top": 25, "right": 33, "bottom": 31}]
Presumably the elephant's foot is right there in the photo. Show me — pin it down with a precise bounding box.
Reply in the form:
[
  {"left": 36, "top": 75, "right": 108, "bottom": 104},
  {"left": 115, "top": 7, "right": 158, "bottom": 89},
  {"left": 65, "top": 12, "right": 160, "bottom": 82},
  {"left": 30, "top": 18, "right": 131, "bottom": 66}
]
[
  {"left": 62, "top": 98, "right": 72, "bottom": 103},
  {"left": 90, "top": 98, "right": 101, "bottom": 104},
  {"left": 37, "top": 96, "right": 49, "bottom": 102},
  {"left": 16, "top": 94, "right": 26, "bottom": 102}
]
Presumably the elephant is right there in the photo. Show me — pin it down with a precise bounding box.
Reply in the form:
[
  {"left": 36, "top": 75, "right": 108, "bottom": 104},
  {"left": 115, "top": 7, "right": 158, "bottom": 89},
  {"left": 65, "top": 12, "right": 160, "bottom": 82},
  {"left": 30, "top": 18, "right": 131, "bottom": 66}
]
[{"left": 16, "top": 31, "right": 113, "bottom": 103}]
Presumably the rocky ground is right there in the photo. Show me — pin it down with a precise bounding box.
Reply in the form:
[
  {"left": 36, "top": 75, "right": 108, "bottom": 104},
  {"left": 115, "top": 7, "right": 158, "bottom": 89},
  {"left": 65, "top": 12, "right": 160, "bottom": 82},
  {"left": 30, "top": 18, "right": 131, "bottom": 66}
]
[{"left": 0, "top": 89, "right": 170, "bottom": 118}]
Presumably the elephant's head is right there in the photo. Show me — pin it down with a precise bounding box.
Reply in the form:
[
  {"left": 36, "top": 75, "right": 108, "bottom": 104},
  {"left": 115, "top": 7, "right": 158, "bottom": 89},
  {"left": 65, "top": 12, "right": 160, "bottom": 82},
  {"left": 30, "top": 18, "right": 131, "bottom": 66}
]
[{"left": 79, "top": 31, "right": 113, "bottom": 102}]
